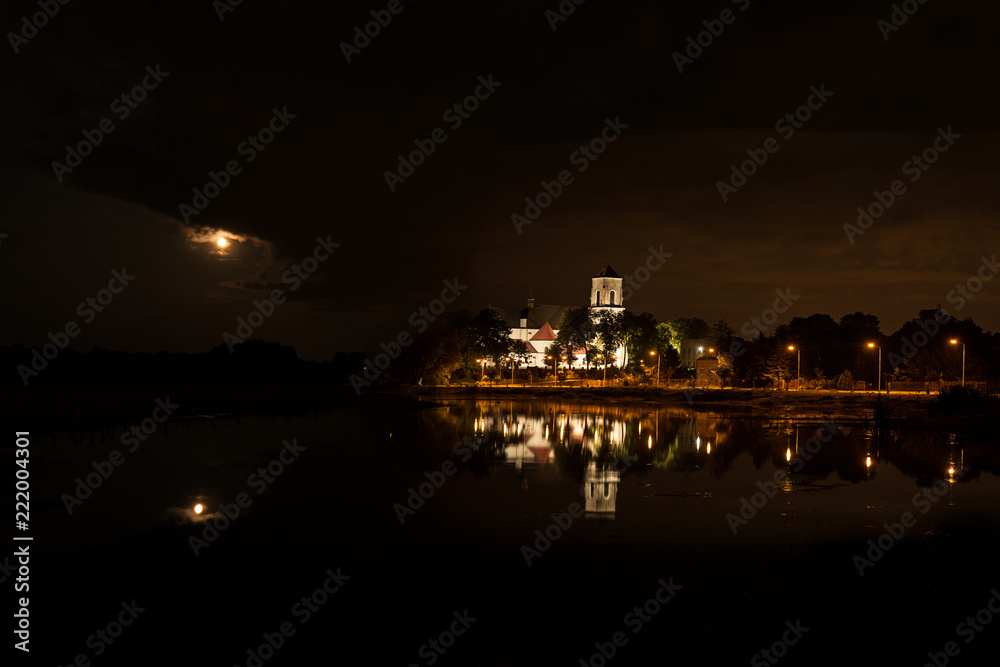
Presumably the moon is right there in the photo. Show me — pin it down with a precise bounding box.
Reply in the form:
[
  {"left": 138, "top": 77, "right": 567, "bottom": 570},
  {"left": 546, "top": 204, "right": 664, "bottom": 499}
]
[{"left": 216, "top": 237, "right": 228, "bottom": 248}]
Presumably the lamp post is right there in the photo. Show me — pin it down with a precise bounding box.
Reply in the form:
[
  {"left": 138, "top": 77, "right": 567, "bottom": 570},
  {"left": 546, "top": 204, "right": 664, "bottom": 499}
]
[
  {"left": 477, "top": 358, "right": 486, "bottom": 380},
  {"left": 787, "top": 345, "right": 800, "bottom": 389},
  {"left": 950, "top": 339, "right": 965, "bottom": 386},
  {"left": 867, "top": 343, "right": 881, "bottom": 393},
  {"left": 650, "top": 350, "right": 660, "bottom": 387}
]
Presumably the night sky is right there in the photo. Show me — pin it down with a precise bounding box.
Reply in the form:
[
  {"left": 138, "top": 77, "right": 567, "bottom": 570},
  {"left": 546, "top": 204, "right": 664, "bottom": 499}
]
[{"left": 2, "top": 0, "right": 998, "bottom": 360}]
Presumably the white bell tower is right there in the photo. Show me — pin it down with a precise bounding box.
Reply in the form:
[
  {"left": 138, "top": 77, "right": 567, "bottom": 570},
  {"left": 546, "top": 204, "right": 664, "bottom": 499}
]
[{"left": 589, "top": 263, "right": 624, "bottom": 315}]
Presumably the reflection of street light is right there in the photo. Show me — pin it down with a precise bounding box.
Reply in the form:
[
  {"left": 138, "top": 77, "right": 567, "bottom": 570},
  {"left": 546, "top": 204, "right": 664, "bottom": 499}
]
[
  {"left": 867, "top": 343, "right": 881, "bottom": 393},
  {"left": 650, "top": 350, "right": 659, "bottom": 386},
  {"left": 949, "top": 339, "right": 965, "bottom": 386},
  {"left": 787, "top": 345, "right": 800, "bottom": 388}
]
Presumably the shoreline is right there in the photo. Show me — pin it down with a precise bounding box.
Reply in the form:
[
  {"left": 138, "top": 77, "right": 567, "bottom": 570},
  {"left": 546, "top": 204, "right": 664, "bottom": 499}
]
[{"left": 4, "top": 383, "right": 992, "bottom": 435}]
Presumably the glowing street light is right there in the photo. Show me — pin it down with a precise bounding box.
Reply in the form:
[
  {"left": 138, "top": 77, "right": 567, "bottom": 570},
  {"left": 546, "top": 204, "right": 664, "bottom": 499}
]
[
  {"left": 867, "top": 343, "right": 881, "bottom": 393},
  {"left": 477, "top": 358, "right": 486, "bottom": 380},
  {"left": 649, "top": 350, "right": 660, "bottom": 386},
  {"left": 787, "top": 345, "right": 800, "bottom": 389},
  {"left": 950, "top": 339, "right": 965, "bottom": 386}
]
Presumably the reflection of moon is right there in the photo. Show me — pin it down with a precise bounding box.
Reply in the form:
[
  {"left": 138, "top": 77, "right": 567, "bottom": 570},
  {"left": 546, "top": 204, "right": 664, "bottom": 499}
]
[{"left": 216, "top": 237, "right": 227, "bottom": 248}]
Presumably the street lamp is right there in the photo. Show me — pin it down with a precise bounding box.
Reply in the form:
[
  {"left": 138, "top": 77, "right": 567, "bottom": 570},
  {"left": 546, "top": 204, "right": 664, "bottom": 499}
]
[
  {"left": 650, "top": 350, "right": 660, "bottom": 387},
  {"left": 787, "top": 345, "right": 800, "bottom": 389},
  {"left": 477, "top": 358, "right": 486, "bottom": 380},
  {"left": 867, "top": 343, "right": 881, "bottom": 393},
  {"left": 950, "top": 339, "right": 965, "bottom": 386}
]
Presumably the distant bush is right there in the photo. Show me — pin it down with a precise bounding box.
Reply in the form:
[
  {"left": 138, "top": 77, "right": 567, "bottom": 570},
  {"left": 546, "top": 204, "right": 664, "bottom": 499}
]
[{"left": 937, "top": 386, "right": 997, "bottom": 415}]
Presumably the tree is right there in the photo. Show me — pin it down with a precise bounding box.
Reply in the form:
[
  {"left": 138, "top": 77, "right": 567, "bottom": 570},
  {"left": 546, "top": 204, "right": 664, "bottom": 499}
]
[
  {"left": 709, "top": 319, "right": 736, "bottom": 355},
  {"left": 762, "top": 348, "right": 793, "bottom": 388},
  {"left": 467, "top": 308, "right": 513, "bottom": 369},
  {"left": 452, "top": 308, "right": 478, "bottom": 375},
  {"left": 620, "top": 311, "right": 659, "bottom": 372},
  {"left": 555, "top": 306, "right": 597, "bottom": 370},
  {"left": 594, "top": 312, "right": 624, "bottom": 368},
  {"left": 395, "top": 320, "right": 462, "bottom": 385},
  {"left": 661, "top": 317, "right": 709, "bottom": 352}
]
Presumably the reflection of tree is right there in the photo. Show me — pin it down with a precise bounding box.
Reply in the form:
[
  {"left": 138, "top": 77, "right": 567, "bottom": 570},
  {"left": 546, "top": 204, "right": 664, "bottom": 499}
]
[{"left": 431, "top": 399, "right": 1000, "bottom": 489}]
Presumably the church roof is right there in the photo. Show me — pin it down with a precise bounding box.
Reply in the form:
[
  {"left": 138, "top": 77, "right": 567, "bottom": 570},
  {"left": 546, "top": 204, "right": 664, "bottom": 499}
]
[
  {"left": 530, "top": 322, "right": 557, "bottom": 341},
  {"left": 593, "top": 264, "right": 621, "bottom": 279},
  {"left": 497, "top": 304, "right": 572, "bottom": 330}
]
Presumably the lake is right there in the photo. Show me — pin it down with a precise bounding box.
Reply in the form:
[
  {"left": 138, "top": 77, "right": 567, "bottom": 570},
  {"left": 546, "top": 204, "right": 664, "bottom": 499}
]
[{"left": 33, "top": 397, "right": 1000, "bottom": 666}]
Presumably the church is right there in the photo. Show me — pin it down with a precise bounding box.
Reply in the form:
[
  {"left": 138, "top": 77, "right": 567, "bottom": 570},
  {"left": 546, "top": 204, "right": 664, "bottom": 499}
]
[{"left": 496, "top": 264, "right": 627, "bottom": 369}]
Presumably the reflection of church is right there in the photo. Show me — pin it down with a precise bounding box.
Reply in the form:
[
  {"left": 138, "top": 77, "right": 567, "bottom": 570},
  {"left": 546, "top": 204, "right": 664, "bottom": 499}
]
[
  {"left": 584, "top": 462, "right": 619, "bottom": 518},
  {"left": 499, "top": 264, "right": 628, "bottom": 368}
]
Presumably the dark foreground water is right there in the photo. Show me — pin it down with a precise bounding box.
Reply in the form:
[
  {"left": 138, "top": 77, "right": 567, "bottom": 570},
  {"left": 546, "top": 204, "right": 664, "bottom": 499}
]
[{"left": 26, "top": 398, "right": 1000, "bottom": 665}]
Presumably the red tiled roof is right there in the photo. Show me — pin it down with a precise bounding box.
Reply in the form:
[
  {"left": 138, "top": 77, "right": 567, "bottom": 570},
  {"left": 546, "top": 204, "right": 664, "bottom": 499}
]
[{"left": 530, "top": 322, "right": 557, "bottom": 341}]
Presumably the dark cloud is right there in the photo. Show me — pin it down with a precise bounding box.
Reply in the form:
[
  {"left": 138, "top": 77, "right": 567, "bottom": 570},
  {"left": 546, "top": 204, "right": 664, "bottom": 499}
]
[{"left": 2, "top": 0, "right": 998, "bottom": 359}]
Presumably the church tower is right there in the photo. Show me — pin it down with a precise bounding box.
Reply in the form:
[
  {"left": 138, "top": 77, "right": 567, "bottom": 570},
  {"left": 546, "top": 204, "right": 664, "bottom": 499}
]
[{"left": 589, "top": 263, "right": 625, "bottom": 316}]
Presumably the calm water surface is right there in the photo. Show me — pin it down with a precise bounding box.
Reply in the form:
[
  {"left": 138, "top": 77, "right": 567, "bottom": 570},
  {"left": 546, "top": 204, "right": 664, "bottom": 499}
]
[{"left": 36, "top": 398, "right": 1000, "bottom": 666}]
